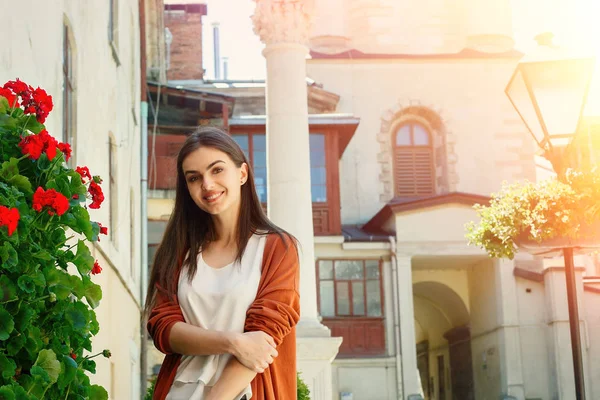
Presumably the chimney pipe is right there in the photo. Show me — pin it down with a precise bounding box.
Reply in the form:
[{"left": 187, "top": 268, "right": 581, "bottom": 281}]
[
  {"left": 222, "top": 57, "right": 229, "bottom": 80},
  {"left": 213, "top": 23, "right": 221, "bottom": 79}
]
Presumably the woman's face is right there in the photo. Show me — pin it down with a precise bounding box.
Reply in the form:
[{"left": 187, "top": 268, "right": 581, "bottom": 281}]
[{"left": 182, "top": 146, "right": 248, "bottom": 216}]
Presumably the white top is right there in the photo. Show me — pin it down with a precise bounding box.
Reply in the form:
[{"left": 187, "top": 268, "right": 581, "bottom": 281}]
[{"left": 166, "top": 234, "right": 266, "bottom": 400}]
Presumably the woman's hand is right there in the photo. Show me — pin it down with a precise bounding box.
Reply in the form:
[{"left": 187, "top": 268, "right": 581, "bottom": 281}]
[{"left": 230, "top": 331, "right": 278, "bottom": 373}]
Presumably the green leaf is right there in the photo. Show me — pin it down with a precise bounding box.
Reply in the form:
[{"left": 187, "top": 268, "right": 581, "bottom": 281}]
[
  {"left": 82, "top": 276, "right": 102, "bottom": 309},
  {"left": 11, "top": 385, "right": 32, "bottom": 400},
  {"left": 14, "top": 305, "right": 35, "bottom": 331},
  {"left": 6, "top": 332, "right": 26, "bottom": 356},
  {"left": 6, "top": 175, "right": 32, "bottom": 196},
  {"left": 33, "top": 349, "right": 60, "bottom": 384},
  {"left": 0, "top": 385, "right": 15, "bottom": 400},
  {"left": 58, "top": 356, "right": 77, "bottom": 390},
  {"left": 0, "top": 114, "right": 17, "bottom": 132},
  {"left": 0, "top": 95, "right": 9, "bottom": 114},
  {"left": 30, "top": 365, "right": 50, "bottom": 386},
  {"left": 17, "top": 276, "right": 35, "bottom": 294},
  {"left": 46, "top": 175, "right": 71, "bottom": 199},
  {"left": 67, "top": 170, "right": 87, "bottom": 197},
  {"left": 89, "top": 309, "right": 99, "bottom": 335},
  {"left": 0, "top": 275, "right": 18, "bottom": 303},
  {"left": 22, "top": 117, "right": 44, "bottom": 134},
  {"left": 36, "top": 153, "right": 50, "bottom": 171},
  {"left": 0, "top": 158, "right": 19, "bottom": 180},
  {"left": 32, "top": 270, "right": 46, "bottom": 287},
  {"left": 0, "top": 305, "right": 15, "bottom": 340},
  {"left": 24, "top": 326, "right": 43, "bottom": 358},
  {"left": 45, "top": 268, "right": 73, "bottom": 300},
  {"left": 89, "top": 385, "right": 108, "bottom": 400},
  {"left": 0, "top": 354, "right": 16, "bottom": 380},
  {"left": 65, "top": 304, "right": 88, "bottom": 330},
  {"left": 73, "top": 240, "right": 94, "bottom": 276},
  {"left": 82, "top": 359, "right": 96, "bottom": 374},
  {"left": 0, "top": 241, "right": 19, "bottom": 272}
]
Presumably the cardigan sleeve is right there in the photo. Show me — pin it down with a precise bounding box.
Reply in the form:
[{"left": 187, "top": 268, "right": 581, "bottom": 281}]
[
  {"left": 244, "top": 234, "right": 301, "bottom": 347},
  {"left": 147, "top": 283, "right": 186, "bottom": 355}
]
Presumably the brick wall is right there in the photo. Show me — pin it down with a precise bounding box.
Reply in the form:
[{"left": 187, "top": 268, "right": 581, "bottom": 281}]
[{"left": 165, "top": 8, "right": 204, "bottom": 80}]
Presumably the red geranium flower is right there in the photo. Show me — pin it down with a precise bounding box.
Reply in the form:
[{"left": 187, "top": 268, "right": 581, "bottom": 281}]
[
  {"left": 91, "top": 261, "right": 102, "bottom": 275},
  {"left": 32, "top": 187, "right": 70, "bottom": 216},
  {"left": 4, "top": 79, "right": 29, "bottom": 95},
  {"left": 76, "top": 166, "right": 92, "bottom": 183},
  {"left": 0, "top": 206, "right": 20, "bottom": 236},
  {"left": 88, "top": 181, "right": 105, "bottom": 210},
  {"left": 18, "top": 134, "right": 45, "bottom": 160},
  {"left": 98, "top": 222, "right": 108, "bottom": 235},
  {"left": 38, "top": 130, "right": 58, "bottom": 160},
  {"left": 19, "top": 130, "right": 68, "bottom": 162},
  {"left": 4, "top": 80, "right": 54, "bottom": 123},
  {"left": 31, "top": 87, "right": 53, "bottom": 123},
  {"left": 57, "top": 142, "right": 72, "bottom": 162},
  {"left": 0, "top": 87, "right": 19, "bottom": 108}
]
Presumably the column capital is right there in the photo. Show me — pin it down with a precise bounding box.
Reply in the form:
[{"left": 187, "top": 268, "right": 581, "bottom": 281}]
[{"left": 252, "top": 0, "right": 315, "bottom": 46}]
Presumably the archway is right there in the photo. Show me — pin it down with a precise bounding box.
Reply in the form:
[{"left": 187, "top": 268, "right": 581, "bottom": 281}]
[{"left": 413, "top": 281, "right": 473, "bottom": 400}]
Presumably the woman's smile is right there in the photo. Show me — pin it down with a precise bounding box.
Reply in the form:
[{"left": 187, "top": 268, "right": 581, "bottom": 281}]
[{"left": 203, "top": 191, "right": 224, "bottom": 204}]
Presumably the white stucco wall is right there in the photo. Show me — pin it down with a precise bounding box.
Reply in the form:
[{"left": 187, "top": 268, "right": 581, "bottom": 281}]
[
  {"left": 468, "top": 260, "right": 502, "bottom": 399},
  {"left": 307, "top": 59, "right": 537, "bottom": 225},
  {"left": 515, "top": 277, "right": 551, "bottom": 400},
  {"left": 583, "top": 289, "right": 600, "bottom": 400},
  {"left": 333, "top": 358, "right": 398, "bottom": 400},
  {"left": 394, "top": 204, "right": 483, "bottom": 244},
  {"left": 0, "top": 2, "right": 142, "bottom": 398}
]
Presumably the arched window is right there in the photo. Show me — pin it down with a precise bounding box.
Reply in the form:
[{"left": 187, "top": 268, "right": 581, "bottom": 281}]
[{"left": 393, "top": 122, "right": 435, "bottom": 197}]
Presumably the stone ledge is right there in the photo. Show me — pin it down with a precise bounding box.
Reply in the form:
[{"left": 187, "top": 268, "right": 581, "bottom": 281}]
[{"left": 297, "top": 336, "right": 343, "bottom": 362}]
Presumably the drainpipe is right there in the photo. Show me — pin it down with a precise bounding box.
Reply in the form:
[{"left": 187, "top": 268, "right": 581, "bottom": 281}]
[
  {"left": 389, "top": 236, "right": 404, "bottom": 399},
  {"left": 139, "top": 0, "right": 149, "bottom": 396}
]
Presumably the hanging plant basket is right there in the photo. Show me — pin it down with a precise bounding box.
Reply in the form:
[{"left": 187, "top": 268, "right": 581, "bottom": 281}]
[
  {"left": 514, "top": 220, "right": 600, "bottom": 257},
  {"left": 466, "top": 169, "right": 600, "bottom": 260}
]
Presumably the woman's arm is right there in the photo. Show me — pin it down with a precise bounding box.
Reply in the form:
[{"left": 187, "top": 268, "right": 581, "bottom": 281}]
[
  {"left": 168, "top": 322, "right": 236, "bottom": 355},
  {"left": 205, "top": 358, "right": 257, "bottom": 400},
  {"left": 147, "top": 284, "right": 278, "bottom": 363},
  {"left": 208, "top": 234, "right": 301, "bottom": 396}
]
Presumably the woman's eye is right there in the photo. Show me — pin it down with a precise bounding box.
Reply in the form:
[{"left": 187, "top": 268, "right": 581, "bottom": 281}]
[
  {"left": 188, "top": 176, "right": 199, "bottom": 183},
  {"left": 213, "top": 167, "right": 223, "bottom": 174}
]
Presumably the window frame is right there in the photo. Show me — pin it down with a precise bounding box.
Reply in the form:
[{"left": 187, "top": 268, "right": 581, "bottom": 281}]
[
  {"left": 316, "top": 259, "right": 385, "bottom": 319},
  {"left": 62, "top": 22, "right": 76, "bottom": 166},
  {"left": 109, "top": 134, "right": 118, "bottom": 247},
  {"left": 228, "top": 126, "right": 342, "bottom": 235},
  {"left": 108, "top": 0, "right": 121, "bottom": 65},
  {"left": 392, "top": 121, "right": 436, "bottom": 198}
]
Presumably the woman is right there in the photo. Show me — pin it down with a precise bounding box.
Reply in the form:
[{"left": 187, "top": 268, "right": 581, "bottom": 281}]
[{"left": 145, "top": 127, "right": 300, "bottom": 400}]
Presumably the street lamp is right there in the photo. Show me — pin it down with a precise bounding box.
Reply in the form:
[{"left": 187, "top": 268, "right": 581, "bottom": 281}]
[{"left": 505, "top": 32, "right": 595, "bottom": 400}]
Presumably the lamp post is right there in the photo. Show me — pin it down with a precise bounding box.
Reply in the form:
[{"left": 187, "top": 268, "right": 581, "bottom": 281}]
[{"left": 505, "top": 32, "right": 595, "bottom": 400}]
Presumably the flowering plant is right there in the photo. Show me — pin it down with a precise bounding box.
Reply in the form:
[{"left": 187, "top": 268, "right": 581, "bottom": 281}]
[
  {"left": 466, "top": 168, "right": 600, "bottom": 259},
  {"left": 0, "top": 79, "right": 109, "bottom": 399}
]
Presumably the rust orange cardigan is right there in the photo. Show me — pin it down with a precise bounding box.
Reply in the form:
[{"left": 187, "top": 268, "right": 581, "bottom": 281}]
[{"left": 147, "top": 233, "right": 300, "bottom": 400}]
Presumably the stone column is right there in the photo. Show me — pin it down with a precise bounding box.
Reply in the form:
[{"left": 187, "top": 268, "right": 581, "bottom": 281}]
[
  {"left": 252, "top": 1, "right": 342, "bottom": 399},
  {"left": 544, "top": 265, "right": 590, "bottom": 399},
  {"left": 494, "top": 259, "right": 525, "bottom": 400},
  {"left": 396, "top": 255, "right": 420, "bottom": 397}
]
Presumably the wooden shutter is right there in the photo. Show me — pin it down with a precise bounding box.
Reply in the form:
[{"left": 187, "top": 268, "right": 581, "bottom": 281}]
[{"left": 394, "top": 146, "right": 435, "bottom": 197}]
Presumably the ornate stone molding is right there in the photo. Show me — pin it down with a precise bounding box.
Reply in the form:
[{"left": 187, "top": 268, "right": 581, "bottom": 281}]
[
  {"left": 377, "top": 102, "right": 458, "bottom": 203},
  {"left": 252, "top": 0, "right": 315, "bottom": 46}
]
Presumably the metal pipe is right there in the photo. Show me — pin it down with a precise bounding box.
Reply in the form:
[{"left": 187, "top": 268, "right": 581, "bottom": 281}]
[
  {"left": 138, "top": 0, "right": 148, "bottom": 396},
  {"left": 389, "top": 236, "right": 404, "bottom": 399},
  {"left": 213, "top": 23, "right": 221, "bottom": 79},
  {"left": 563, "top": 247, "right": 585, "bottom": 400}
]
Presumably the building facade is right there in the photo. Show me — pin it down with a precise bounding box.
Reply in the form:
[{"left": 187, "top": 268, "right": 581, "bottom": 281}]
[
  {"left": 0, "top": 1, "right": 148, "bottom": 398},
  {"left": 145, "top": 1, "right": 600, "bottom": 400}
]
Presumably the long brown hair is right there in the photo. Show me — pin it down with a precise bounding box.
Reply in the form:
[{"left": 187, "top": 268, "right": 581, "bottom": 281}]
[{"left": 144, "top": 126, "right": 295, "bottom": 314}]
